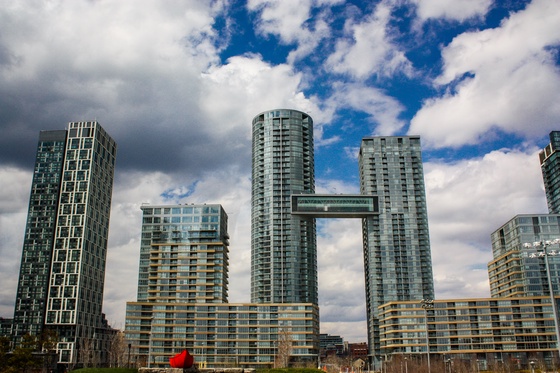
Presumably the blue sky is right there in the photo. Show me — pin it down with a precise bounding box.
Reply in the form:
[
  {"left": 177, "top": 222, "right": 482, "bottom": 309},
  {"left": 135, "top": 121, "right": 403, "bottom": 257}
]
[{"left": 1, "top": 0, "right": 559, "bottom": 342}]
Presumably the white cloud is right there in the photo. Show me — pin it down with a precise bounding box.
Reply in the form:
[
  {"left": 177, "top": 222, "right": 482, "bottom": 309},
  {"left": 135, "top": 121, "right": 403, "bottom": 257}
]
[
  {"left": 325, "top": 1, "right": 413, "bottom": 79},
  {"left": 326, "top": 82, "right": 407, "bottom": 135},
  {"left": 412, "top": 0, "right": 492, "bottom": 22},
  {"left": 0, "top": 0, "right": 229, "bottom": 175},
  {"left": 317, "top": 218, "right": 367, "bottom": 341},
  {"left": 0, "top": 167, "right": 32, "bottom": 316},
  {"left": 200, "top": 55, "right": 316, "bottom": 134},
  {"left": 410, "top": 0, "right": 560, "bottom": 148},
  {"left": 246, "top": 0, "right": 339, "bottom": 63},
  {"left": 424, "top": 148, "right": 548, "bottom": 299},
  {"left": 1, "top": 0, "right": 221, "bottom": 82}
]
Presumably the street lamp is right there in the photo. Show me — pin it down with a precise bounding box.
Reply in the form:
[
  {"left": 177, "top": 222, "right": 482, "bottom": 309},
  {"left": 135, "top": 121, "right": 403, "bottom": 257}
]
[
  {"left": 404, "top": 356, "right": 408, "bottom": 373},
  {"left": 420, "top": 299, "right": 434, "bottom": 373},
  {"left": 523, "top": 239, "right": 560, "bottom": 359},
  {"left": 148, "top": 315, "right": 155, "bottom": 368},
  {"left": 530, "top": 360, "right": 535, "bottom": 373}
]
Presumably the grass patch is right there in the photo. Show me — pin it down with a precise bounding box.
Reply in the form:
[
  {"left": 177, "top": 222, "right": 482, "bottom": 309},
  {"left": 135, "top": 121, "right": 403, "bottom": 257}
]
[
  {"left": 70, "top": 368, "right": 138, "bottom": 373},
  {"left": 257, "top": 369, "right": 324, "bottom": 373}
]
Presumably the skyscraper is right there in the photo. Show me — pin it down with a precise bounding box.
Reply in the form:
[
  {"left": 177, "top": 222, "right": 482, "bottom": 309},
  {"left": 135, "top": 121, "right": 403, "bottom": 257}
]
[
  {"left": 540, "top": 131, "right": 560, "bottom": 214},
  {"left": 12, "top": 121, "right": 117, "bottom": 365},
  {"left": 251, "top": 109, "right": 317, "bottom": 304},
  {"left": 359, "top": 136, "right": 435, "bottom": 354},
  {"left": 12, "top": 130, "right": 67, "bottom": 341}
]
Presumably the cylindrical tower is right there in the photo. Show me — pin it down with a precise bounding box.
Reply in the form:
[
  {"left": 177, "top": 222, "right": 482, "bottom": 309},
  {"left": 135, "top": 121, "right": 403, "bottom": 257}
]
[{"left": 251, "top": 109, "right": 317, "bottom": 304}]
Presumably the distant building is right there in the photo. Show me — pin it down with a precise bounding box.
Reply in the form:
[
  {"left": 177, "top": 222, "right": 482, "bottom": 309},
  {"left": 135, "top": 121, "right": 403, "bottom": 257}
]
[
  {"left": 348, "top": 342, "right": 368, "bottom": 361},
  {"left": 0, "top": 318, "right": 12, "bottom": 339},
  {"left": 540, "top": 131, "right": 560, "bottom": 214},
  {"left": 11, "top": 122, "right": 117, "bottom": 366},
  {"left": 320, "top": 334, "right": 344, "bottom": 350},
  {"left": 359, "top": 136, "right": 435, "bottom": 356}
]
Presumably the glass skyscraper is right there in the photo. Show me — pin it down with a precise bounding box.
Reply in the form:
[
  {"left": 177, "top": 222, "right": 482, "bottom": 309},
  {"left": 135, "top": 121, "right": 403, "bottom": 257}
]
[
  {"left": 12, "top": 121, "right": 117, "bottom": 365},
  {"left": 13, "top": 130, "right": 67, "bottom": 340},
  {"left": 540, "top": 131, "right": 560, "bottom": 214},
  {"left": 250, "top": 109, "right": 317, "bottom": 304},
  {"left": 359, "top": 136, "right": 435, "bottom": 355}
]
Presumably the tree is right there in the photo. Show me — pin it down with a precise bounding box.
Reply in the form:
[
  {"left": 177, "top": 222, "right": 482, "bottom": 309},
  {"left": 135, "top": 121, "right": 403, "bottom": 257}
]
[
  {"left": 0, "top": 336, "right": 12, "bottom": 372},
  {"left": 108, "top": 331, "right": 128, "bottom": 367},
  {"left": 38, "top": 329, "right": 58, "bottom": 352},
  {"left": 8, "top": 333, "right": 41, "bottom": 373},
  {"left": 38, "top": 329, "right": 59, "bottom": 372},
  {"left": 275, "top": 328, "right": 293, "bottom": 368},
  {"left": 80, "top": 337, "right": 100, "bottom": 368}
]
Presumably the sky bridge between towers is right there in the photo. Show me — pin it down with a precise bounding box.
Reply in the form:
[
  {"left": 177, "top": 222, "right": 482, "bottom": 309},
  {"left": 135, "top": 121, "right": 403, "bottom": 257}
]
[{"left": 291, "top": 194, "right": 378, "bottom": 218}]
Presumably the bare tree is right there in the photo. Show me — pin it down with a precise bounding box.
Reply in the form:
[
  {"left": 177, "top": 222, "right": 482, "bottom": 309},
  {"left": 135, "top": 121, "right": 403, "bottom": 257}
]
[
  {"left": 108, "top": 331, "right": 127, "bottom": 367},
  {"left": 322, "top": 353, "right": 342, "bottom": 373},
  {"left": 80, "top": 337, "right": 100, "bottom": 368},
  {"left": 275, "top": 328, "right": 293, "bottom": 368}
]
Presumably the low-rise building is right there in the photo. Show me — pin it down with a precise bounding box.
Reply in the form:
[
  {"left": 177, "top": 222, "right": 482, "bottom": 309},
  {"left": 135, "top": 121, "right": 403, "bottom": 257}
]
[{"left": 378, "top": 297, "right": 560, "bottom": 369}]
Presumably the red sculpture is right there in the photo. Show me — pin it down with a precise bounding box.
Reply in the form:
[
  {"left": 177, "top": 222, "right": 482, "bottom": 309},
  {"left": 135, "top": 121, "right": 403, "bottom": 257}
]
[{"left": 169, "top": 349, "right": 194, "bottom": 368}]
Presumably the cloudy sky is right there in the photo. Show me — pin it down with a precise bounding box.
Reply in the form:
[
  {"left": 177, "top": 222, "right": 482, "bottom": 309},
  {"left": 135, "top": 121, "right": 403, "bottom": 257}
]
[{"left": 1, "top": 0, "right": 559, "bottom": 343}]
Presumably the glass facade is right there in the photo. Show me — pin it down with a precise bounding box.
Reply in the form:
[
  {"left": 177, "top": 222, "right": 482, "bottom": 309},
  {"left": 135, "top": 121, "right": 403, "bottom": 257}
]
[
  {"left": 125, "top": 203, "right": 320, "bottom": 368},
  {"left": 136, "top": 204, "right": 230, "bottom": 303},
  {"left": 359, "top": 136, "right": 435, "bottom": 356},
  {"left": 125, "top": 302, "right": 319, "bottom": 368},
  {"left": 489, "top": 214, "right": 560, "bottom": 298},
  {"left": 251, "top": 109, "right": 317, "bottom": 304},
  {"left": 12, "top": 130, "right": 67, "bottom": 341},
  {"left": 378, "top": 297, "right": 560, "bottom": 369},
  {"left": 540, "top": 131, "right": 560, "bottom": 214},
  {"left": 12, "top": 122, "right": 117, "bottom": 365},
  {"left": 291, "top": 194, "right": 378, "bottom": 217}
]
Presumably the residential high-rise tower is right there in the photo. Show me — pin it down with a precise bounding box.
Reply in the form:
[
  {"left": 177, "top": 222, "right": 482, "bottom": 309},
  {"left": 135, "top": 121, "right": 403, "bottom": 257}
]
[
  {"left": 124, "top": 203, "right": 319, "bottom": 368},
  {"left": 12, "top": 121, "right": 117, "bottom": 365},
  {"left": 489, "top": 214, "right": 560, "bottom": 298},
  {"left": 251, "top": 109, "right": 317, "bottom": 304},
  {"left": 12, "top": 130, "right": 67, "bottom": 341},
  {"left": 359, "top": 136, "right": 435, "bottom": 354},
  {"left": 540, "top": 131, "right": 560, "bottom": 214},
  {"left": 135, "top": 204, "right": 230, "bottom": 303}
]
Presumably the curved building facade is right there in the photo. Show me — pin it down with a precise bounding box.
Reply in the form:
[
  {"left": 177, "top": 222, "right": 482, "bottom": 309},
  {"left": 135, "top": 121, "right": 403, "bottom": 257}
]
[{"left": 251, "top": 109, "right": 317, "bottom": 304}]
